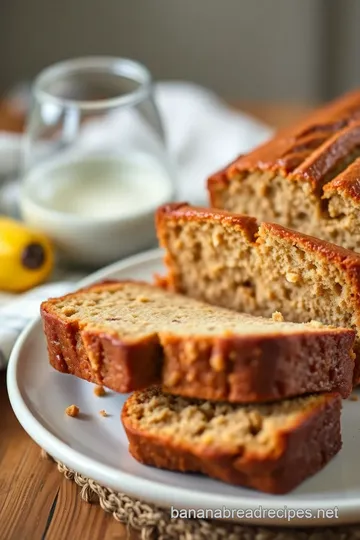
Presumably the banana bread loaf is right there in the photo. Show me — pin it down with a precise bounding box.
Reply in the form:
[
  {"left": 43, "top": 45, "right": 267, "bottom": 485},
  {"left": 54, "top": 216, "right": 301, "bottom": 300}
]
[
  {"left": 156, "top": 203, "right": 360, "bottom": 383},
  {"left": 208, "top": 90, "right": 360, "bottom": 252},
  {"left": 41, "top": 280, "right": 355, "bottom": 402},
  {"left": 122, "top": 387, "right": 342, "bottom": 494}
]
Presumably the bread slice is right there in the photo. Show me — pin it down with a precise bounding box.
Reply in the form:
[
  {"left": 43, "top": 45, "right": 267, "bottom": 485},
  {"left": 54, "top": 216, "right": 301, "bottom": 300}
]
[
  {"left": 122, "top": 387, "right": 342, "bottom": 494},
  {"left": 41, "top": 280, "right": 355, "bottom": 402},
  {"left": 156, "top": 203, "right": 360, "bottom": 383},
  {"left": 207, "top": 90, "right": 360, "bottom": 252}
]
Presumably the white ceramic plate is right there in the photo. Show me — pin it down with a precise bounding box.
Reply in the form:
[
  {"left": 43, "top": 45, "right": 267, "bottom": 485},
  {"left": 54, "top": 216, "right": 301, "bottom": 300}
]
[{"left": 6, "top": 249, "right": 360, "bottom": 527}]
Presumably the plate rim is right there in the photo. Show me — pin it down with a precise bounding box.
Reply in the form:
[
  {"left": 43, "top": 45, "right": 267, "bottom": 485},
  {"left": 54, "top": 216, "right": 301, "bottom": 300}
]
[{"left": 6, "top": 248, "right": 360, "bottom": 527}]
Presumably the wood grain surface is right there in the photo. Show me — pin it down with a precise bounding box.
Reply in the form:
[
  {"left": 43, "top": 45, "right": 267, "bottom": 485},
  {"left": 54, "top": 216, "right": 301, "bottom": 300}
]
[
  {"left": 0, "top": 103, "right": 312, "bottom": 540},
  {"left": 0, "top": 369, "right": 138, "bottom": 540}
]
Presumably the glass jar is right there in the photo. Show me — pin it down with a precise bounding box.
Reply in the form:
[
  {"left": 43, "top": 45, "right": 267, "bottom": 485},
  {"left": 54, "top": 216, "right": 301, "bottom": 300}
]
[{"left": 21, "top": 57, "right": 176, "bottom": 268}]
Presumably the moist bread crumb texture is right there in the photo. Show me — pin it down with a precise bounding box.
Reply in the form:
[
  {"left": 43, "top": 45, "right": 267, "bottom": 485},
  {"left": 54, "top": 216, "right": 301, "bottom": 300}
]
[
  {"left": 122, "top": 387, "right": 342, "bottom": 494},
  {"left": 41, "top": 281, "right": 355, "bottom": 402},
  {"left": 208, "top": 90, "right": 360, "bottom": 253},
  {"left": 124, "top": 387, "right": 322, "bottom": 450},
  {"left": 156, "top": 203, "right": 360, "bottom": 382},
  {"left": 43, "top": 280, "right": 348, "bottom": 339}
]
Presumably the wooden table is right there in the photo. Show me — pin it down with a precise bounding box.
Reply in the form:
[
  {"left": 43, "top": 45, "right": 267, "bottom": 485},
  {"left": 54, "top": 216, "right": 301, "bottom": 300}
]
[{"left": 0, "top": 103, "right": 313, "bottom": 540}]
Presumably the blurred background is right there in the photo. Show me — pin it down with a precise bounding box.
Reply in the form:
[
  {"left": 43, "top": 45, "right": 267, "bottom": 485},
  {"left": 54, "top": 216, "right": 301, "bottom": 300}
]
[{"left": 1, "top": 0, "right": 359, "bottom": 104}]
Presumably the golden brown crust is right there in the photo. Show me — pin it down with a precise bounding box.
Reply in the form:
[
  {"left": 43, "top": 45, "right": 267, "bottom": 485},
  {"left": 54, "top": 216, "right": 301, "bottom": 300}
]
[
  {"left": 41, "top": 280, "right": 355, "bottom": 401},
  {"left": 41, "top": 284, "right": 163, "bottom": 394},
  {"left": 160, "top": 332, "right": 354, "bottom": 402},
  {"left": 323, "top": 157, "right": 360, "bottom": 202},
  {"left": 156, "top": 202, "right": 259, "bottom": 242},
  {"left": 122, "top": 390, "right": 342, "bottom": 494},
  {"left": 207, "top": 154, "right": 244, "bottom": 202},
  {"left": 225, "top": 123, "right": 360, "bottom": 188},
  {"left": 208, "top": 90, "right": 360, "bottom": 196}
]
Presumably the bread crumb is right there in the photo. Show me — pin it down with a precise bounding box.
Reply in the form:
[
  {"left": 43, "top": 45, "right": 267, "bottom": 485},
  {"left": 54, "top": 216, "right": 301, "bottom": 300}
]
[
  {"left": 99, "top": 409, "right": 109, "bottom": 417},
  {"left": 65, "top": 405, "right": 79, "bottom": 417},
  {"left": 212, "top": 231, "right": 222, "bottom": 248},
  {"left": 94, "top": 385, "right": 106, "bottom": 397},
  {"left": 350, "top": 394, "right": 359, "bottom": 402},
  {"left": 272, "top": 311, "right": 284, "bottom": 323},
  {"left": 286, "top": 272, "right": 300, "bottom": 283},
  {"left": 136, "top": 296, "right": 150, "bottom": 303}
]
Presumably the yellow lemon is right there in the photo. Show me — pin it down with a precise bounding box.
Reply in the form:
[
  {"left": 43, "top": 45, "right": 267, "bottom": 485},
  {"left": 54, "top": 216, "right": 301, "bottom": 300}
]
[{"left": 0, "top": 217, "right": 54, "bottom": 292}]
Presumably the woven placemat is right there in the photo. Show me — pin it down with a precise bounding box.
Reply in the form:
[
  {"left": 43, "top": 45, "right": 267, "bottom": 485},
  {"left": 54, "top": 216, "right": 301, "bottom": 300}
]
[{"left": 42, "top": 451, "right": 360, "bottom": 540}]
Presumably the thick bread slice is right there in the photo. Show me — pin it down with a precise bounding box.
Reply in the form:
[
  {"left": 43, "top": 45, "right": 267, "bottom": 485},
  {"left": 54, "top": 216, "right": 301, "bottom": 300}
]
[
  {"left": 122, "top": 387, "right": 342, "bottom": 495},
  {"left": 156, "top": 203, "right": 360, "bottom": 383},
  {"left": 207, "top": 90, "right": 360, "bottom": 252},
  {"left": 41, "top": 281, "right": 355, "bottom": 402}
]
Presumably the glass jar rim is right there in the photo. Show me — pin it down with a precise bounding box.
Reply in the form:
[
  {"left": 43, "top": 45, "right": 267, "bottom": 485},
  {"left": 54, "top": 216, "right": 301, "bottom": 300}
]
[{"left": 33, "top": 56, "right": 153, "bottom": 110}]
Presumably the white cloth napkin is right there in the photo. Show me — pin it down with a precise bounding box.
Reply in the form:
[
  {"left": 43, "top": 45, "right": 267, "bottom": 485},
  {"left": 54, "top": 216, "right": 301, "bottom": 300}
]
[
  {"left": 0, "top": 81, "right": 272, "bottom": 368},
  {"left": 0, "top": 282, "right": 75, "bottom": 369}
]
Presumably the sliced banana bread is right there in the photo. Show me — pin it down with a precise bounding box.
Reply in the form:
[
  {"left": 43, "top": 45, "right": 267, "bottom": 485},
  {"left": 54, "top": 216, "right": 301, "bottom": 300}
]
[
  {"left": 208, "top": 90, "right": 360, "bottom": 251},
  {"left": 122, "top": 387, "right": 342, "bottom": 494},
  {"left": 41, "top": 281, "right": 355, "bottom": 402},
  {"left": 156, "top": 203, "right": 360, "bottom": 383}
]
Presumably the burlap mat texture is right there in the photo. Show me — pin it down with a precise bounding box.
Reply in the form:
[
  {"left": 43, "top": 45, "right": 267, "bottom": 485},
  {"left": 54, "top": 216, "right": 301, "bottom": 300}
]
[{"left": 42, "top": 451, "right": 360, "bottom": 540}]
